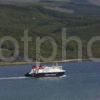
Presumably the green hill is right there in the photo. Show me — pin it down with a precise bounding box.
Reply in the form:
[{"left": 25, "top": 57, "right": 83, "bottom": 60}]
[{"left": 0, "top": 4, "right": 100, "bottom": 61}]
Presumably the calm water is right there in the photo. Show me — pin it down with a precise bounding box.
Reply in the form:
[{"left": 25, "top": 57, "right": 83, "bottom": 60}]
[{"left": 0, "top": 61, "right": 100, "bottom": 100}]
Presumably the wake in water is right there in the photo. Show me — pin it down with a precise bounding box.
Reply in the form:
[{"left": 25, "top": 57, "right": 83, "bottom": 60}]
[
  {"left": 0, "top": 76, "right": 28, "bottom": 80},
  {"left": 59, "top": 75, "right": 66, "bottom": 78},
  {"left": 38, "top": 75, "right": 67, "bottom": 80},
  {"left": 0, "top": 75, "right": 66, "bottom": 80}
]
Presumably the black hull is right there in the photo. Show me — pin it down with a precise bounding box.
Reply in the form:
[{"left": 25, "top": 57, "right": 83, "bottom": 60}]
[{"left": 25, "top": 72, "right": 65, "bottom": 78}]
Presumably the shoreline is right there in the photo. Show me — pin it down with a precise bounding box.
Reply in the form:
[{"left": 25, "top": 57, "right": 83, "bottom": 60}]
[
  {"left": 0, "top": 62, "right": 34, "bottom": 66},
  {"left": 0, "top": 59, "right": 90, "bottom": 66}
]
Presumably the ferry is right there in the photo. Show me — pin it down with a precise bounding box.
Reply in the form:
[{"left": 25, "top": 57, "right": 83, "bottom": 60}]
[{"left": 25, "top": 64, "right": 66, "bottom": 78}]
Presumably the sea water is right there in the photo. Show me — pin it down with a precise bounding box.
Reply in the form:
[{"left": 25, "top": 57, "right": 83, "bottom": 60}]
[{"left": 0, "top": 61, "right": 100, "bottom": 100}]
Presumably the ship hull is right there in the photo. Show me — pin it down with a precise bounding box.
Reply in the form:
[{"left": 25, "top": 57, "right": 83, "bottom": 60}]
[{"left": 25, "top": 72, "right": 65, "bottom": 78}]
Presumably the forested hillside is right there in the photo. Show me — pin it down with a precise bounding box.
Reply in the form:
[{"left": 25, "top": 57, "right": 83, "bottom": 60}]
[{"left": 0, "top": 4, "right": 100, "bottom": 61}]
